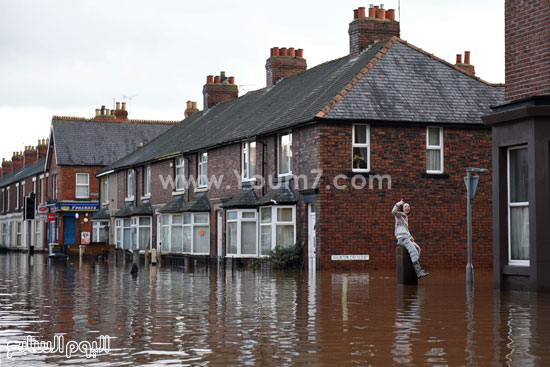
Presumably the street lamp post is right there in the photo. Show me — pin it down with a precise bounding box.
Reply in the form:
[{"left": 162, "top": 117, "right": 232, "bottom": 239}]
[{"left": 464, "top": 167, "right": 488, "bottom": 284}]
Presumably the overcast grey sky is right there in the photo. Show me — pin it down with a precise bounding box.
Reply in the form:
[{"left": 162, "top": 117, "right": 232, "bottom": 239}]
[{"left": 0, "top": 0, "right": 504, "bottom": 161}]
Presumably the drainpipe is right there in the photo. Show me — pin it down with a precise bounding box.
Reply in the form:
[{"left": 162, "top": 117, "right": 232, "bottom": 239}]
[
  {"left": 134, "top": 169, "right": 138, "bottom": 207},
  {"left": 257, "top": 140, "right": 267, "bottom": 196}
]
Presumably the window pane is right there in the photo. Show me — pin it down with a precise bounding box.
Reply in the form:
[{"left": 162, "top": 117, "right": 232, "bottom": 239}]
[
  {"left": 250, "top": 142, "right": 256, "bottom": 177},
  {"left": 184, "top": 213, "right": 192, "bottom": 224},
  {"left": 76, "top": 174, "right": 88, "bottom": 184},
  {"left": 428, "top": 128, "right": 440, "bottom": 146},
  {"left": 510, "top": 206, "right": 529, "bottom": 261},
  {"left": 76, "top": 186, "right": 88, "bottom": 197},
  {"left": 260, "top": 225, "right": 272, "bottom": 255},
  {"left": 183, "top": 227, "right": 192, "bottom": 252},
  {"left": 509, "top": 148, "right": 528, "bottom": 203},
  {"left": 261, "top": 208, "right": 271, "bottom": 223},
  {"left": 227, "top": 211, "right": 238, "bottom": 221},
  {"left": 171, "top": 226, "right": 183, "bottom": 253},
  {"left": 173, "top": 215, "right": 183, "bottom": 225},
  {"left": 353, "top": 147, "right": 368, "bottom": 170},
  {"left": 116, "top": 228, "right": 122, "bottom": 247},
  {"left": 139, "top": 227, "right": 150, "bottom": 251},
  {"left": 242, "top": 212, "right": 255, "bottom": 219},
  {"left": 193, "top": 226, "right": 209, "bottom": 253},
  {"left": 92, "top": 223, "right": 98, "bottom": 242},
  {"left": 277, "top": 208, "right": 293, "bottom": 222},
  {"left": 140, "top": 217, "right": 151, "bottom": 226},
  {"left": 124, "top": 219, "right": 131, "bottom": 227},
  {"left": 194, "top": 213, "right": 209, "bottom": 224},
  {"left": 276, "top": 225, "right": 294, "bottom": 248},
  {"left": 176, "top": 167, "right": 185, "bottom": 190},
  {"left": 227, "top": 222, "right": 238, "bottom": 254},
  {"left": 162, "top": 226, "right": 170, "bottom": 250},
  {"left": 354, "top": 125, "right": 367, "bottom": 144},
  {"left": 279, "top": 134, "right": 291, "bottom": 174},
  {"left": 131, "top": 227, "right": 137, "bottom": 250},
  {"left": 241, "top": 222, "right": 257, "bottom": 255},
  {"left": 242, "top": 146, "right": 248, "bottom": 179},
  {"left": 427, "top": 149, "right": 441, "bottom": 171}
]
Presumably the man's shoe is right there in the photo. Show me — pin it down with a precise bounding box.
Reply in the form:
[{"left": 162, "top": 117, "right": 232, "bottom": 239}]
[{"left": 413, "top": 261, "right": 430, "bottom": 278}]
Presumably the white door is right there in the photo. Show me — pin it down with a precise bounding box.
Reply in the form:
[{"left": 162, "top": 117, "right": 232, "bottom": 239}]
[
  {"left": 217, "top": 211, "right": 223, "bottom": 257},
  {"left": 308, "top": 204, "right": 316, "bottom": 270}
]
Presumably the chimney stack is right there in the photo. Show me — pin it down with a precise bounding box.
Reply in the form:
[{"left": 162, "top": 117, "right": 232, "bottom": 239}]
[
  {"left": 114, "top": 101, "right": 128, "bottom": 120},
  {"left": 12, "top": 152, "right": 23, "bottom": 171},
  {"left": 37, "top": 139, "right": 48, "bottom": 158},
  {"left": 349, "top": 4, "right": 400, "bottom": 58},
  {"left": 266, "top": 47, "right": 307, "bottom": 89},
  {"left": 203, "top": 71, "right": 238, "bottom": 110},
  {"left": 185, "top": 100, "right": 200, "bottom": 118},
  {"left": 455, "top": 51, "right": 475, "bottom": 76},
  {"left": 1, "top": 159, "right": 13, "bottom": 176},
  {"left": 23, "top": 145, "right": 38, "bottom": 166}
]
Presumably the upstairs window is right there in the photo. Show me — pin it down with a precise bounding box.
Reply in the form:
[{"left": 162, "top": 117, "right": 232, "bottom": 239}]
[
  {"left": 426, "top": 127, "right": 444, "bottom": 173},
  {"left": 352, "top": 124, "right": 370, "bottom": 172},
  {"left": 507, "top": 146, "right": 529, "bottom": 266},
  {"left": 76, "top": 173, "right": 89, "bottom": 198},
  {"left": 278, "top": 133, "right": 292, "bottom": 176},
  {"left": 175, "top": 157, "right": 185, "bottom": 191},
  {"left": 16, "top": 184, "right": 20, "bottom": 209},
  {"left": 242, "top": 141, "right": 257, "bottom": 181},
  {"left": 144, "top": 165, "right": 151, "bottom": 196},
  {"left": 127, "top": 169, "right": 135, "bottom": 199},
  {"left": 198, "top": 152, "right": 208, "bottom": 188},
  {"left": 102, "top": 176, "right": 109, "bottom": 203}
]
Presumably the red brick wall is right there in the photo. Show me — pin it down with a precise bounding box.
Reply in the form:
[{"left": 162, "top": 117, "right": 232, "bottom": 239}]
[
  {"left": 266, "top": 56, "right": 307, "bottom": 89},
  {"left": 58, "top": 166, "right": 102, "bottom": 201},
  {"left": 505, "top": 0, "right": 550, "bottom": 100},
  {"left": 319, "top": 123, "right": 493, "bottom": 270}
]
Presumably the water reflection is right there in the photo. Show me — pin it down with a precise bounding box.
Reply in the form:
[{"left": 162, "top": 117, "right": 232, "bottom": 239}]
[{"left": 1, "top": 254, "right": 550, "bottom": 366}]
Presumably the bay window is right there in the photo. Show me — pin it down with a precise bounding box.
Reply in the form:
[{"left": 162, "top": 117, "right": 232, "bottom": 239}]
[
  {"left": 16, "top": 221, "right": 22, "bottom": 247},
  {"left": 242, "top": 141, "right": 257, "bottom": 181},
  {"left": 352, "top": 124, "right": 370, "bottom": 172},
  {"left": 278, "top": 133, "right": 292, "bottom": 176},
  {"left": 76, "top": 173, "right": 89, "bottom": 198},
  {"left": 175, "top": 157, "right": 185, "bottom": 191},
  {"left": 226, "top": 210, "right": 258, "bottom": 257},
  {"left": 92, "top": 220, "right": 110, "bottom": 244},
  {"left": 131, "top": 216, "right": 152, "bottom": 252},
  {"left": 426, "top": 127, "right": 444, "bottom": 173},
  {"left": 260, "top": 206, "right": 296, "bottom": 256},
  {"left": 198, "top": 152, "right": 208, "bottom": 188},
  {"left": 159, "top": 213, "right": 209, "bottom": 254},
  {"left": 508, "top": 145, "right": 529, "bottom": 265},
  {"left": 115, "top": 218, "right": 132, "bottom": 249}
]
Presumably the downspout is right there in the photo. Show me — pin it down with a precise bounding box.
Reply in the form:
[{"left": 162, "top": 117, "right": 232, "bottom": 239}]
[
  {"left": 134, "top": 169, "right": 138, "bottom": 207},
  {"left": 257, "top": 140, "right": 267, "bottom": 196}
]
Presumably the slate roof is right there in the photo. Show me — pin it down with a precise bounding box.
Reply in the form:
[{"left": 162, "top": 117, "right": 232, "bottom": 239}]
[
  {"left": 101, "top": 37, "right": 504, "bottom": 173},
  {"left": 113, "top": 203, "right": 134, "bottom": 218},
  {"left": 222, "top": 188, "right": 259, "bottom": 209},
  {"left": 180, "top": 192, "right": 210, "bottom": 212},
  {"left": 92, "top": 206, "right": 111, "bottom": 220},
  {"left": 0, "top": 157, "right": 46, "bottom": 189},
  {"left": 133, "top": 201, "right": 153, "bottom": 216},
  {"left": 51, "top": 118, "right": 177, "bottom": 166},
  {"left": 159, "top": 195, "right": 186, "bottom": 213},
  {"left": 256, "top": 186, "right": 298, "bottom": 206}
]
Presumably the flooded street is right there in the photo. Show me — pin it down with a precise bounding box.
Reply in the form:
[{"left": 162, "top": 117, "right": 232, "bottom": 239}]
[{"left": 0, "top": 253, "right": 549, "bottom": 366}]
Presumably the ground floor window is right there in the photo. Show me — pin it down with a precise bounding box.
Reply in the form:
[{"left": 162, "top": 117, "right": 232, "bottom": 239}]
[
  {"left": 115, "top": 219, "right": 132, "bottom": 250},
  {"left": 35, "top": 220, "right": 42, "bottom": 248},
  {"left": 260, "top": 206, "right": 296, "bottom": 256},
  {"left": 92, "top": 220, "right": 110, "bottom": 244},
  {"left": 16, "top": 221, "right": 22, "bottom": 247},
  {"left": 1, "top": 223, "right": 7, "bottom": 246},
  {"left": 507, "top": 145, "right": 529, "bottom": 265},
  {"left": 160, "top": 213, "right": 210, "bottom": 254},
  {"left": 130, "top": 217, "right": 151, "bottom": 252},
  {"left": 227, "top": 210, "right": 258, "bottom": 257}
]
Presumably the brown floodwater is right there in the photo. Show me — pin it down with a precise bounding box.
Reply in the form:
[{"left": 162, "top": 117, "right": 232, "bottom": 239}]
[{"left": 0, "top": 253, "right": 549, "bottom": 366}]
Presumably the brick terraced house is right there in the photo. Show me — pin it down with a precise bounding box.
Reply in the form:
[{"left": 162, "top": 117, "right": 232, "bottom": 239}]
[
  {"left": 43, "top": 104, "right": 178, "bottom": 251},
  {"left": 97, "top": 5, "right": 504, "bottom": 270}
]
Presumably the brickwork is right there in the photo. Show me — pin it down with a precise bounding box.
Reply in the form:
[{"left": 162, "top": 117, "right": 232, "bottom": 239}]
[
  {"left": 266, "top": 54, "right": 307, "bottom": 89},
  {"left": 505, "top": 0, "right": 550, "bottom": 100},
  {"left": 349, "top": 18, "right": 400, "bottom": 58}
]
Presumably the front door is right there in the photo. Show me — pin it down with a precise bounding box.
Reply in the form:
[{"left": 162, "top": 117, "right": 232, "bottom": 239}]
[
  {"left": 308, "top": 204, "right": 316, "bottom": 270},
  {"left": 63, "top": 215, "right": 76, "bottom": 245}
]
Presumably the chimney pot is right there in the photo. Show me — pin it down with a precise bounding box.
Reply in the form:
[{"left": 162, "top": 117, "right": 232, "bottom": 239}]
[
  {"left": 464, "top": 51, "right": 471, "bottom": 64},
  {"left": 207, "top": 75, "right": 214, "bottom": 84},
  {"left": 214, "top": 75, "right": 221, "bottom": 83},
  {"left": 280, "top": 47, "right": 288, "bottom": 56},
  {"left": 354, "top": 9, "right": 358, "bottom": 19},
  {"left": 106, "top": 109, "right": 111, "bottom": 116},
  {"left": 289, "top": 47, "right": 295, "bottom": 58},
  {"left": 192, "top": 101, "right": 197, "bottom": 109},
  {"left": 95, "top": 108, "right": 101, "bottom": 117},
  {"left": 296, "top": 48, "right": 303, "bottom": 58},
  {"left": 229, "top": 76, "right": 235, "bottom": 84},
  {"left": 273, "top": 47, "right": 280, "bottom": 56},
  {"left": 386, "top": 9, "right": 395, "bottom": 20},
  {"left": 377, "top": 8, "right": 386, "bottom": 19},
  {"left": 369, "top": 6, "right": 376, "bottom": 18},
  {"left": 358, "top": 7, "right": 366, "bottom": 18},
  {"left": 456, "top": 54, "right": 462, "bottom": 64},
  {"left": 220, "top": 71, "right": 226, "bottom": 80},
  {"left": 349, "top": 4, "right": 400, "bottom": 58},
  {"left": 116, "top": 101, "right": 121, "bottom": 110},
  {"left": 270, "top": 48, "right": 274, "bottom": 57},
  {"left": 186, "top": 101, "right": 192, "bottom": 109},
  {"left": 121, "top": 102, "right": 127, "bottom": 111}
]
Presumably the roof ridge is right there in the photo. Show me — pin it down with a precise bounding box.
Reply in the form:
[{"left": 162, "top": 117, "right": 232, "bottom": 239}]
[
  {"left": 316, "top": 37, "right": 398, "bottom": 118},
  {"left": 394, "top": 38, "right": 500, "bottom": 87},
  {"left": 52, "top": 116, "right": 180, "bottom": 125}
]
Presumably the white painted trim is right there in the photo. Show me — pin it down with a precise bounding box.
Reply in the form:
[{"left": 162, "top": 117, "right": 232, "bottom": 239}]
[
  {"left": 426, "top": 126, "right": 444, "bottom": 174},
  {"left": 352, "top": 123, "right": 371, "bottom": 172},
  {"left": 506, "top": 145, "right": 529, "bottom": 266},
  {"left": 96, "top": 169, "right": 114, "bottom": 178}
]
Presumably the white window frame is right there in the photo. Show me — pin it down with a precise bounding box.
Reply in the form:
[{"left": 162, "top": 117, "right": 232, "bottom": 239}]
[
  {"left": 40, "top": 177, "right": 44, "bottom": 204},
  {"left": 259, "top": 205, "right": 296, "bottom": 256},
  {"left": 115, "top": 219, "right": 123, "bottom": 249},
  {"left": 15, "top": 183, "right": 20, "bottom": 209},
  {"left": 127, "top": 169, "right": 135, "bottom": 200},
  {"left": 162, "top": 213, "right": 210, "bottom": 254},
  {"left": 198, "top": 152, "right": 208, "bottom": 188},
  {"left": 35, "top": 219, "right": 41, "bottom": 249},
  {"left": 7, "top": 187, "right": 10, "bottom": 211},
  {"left": 33, "top": 178, "right": 37, "bottom": 197},
  {"left": 507, "top": 145, "right": 529, "bottom": 266},
  {"left": 102, "top": 176, "right": 109, "bottom": 204},
  {"left": 130, "top": 216, "right": 152, "bottom": 252},
  {"left": 426, "top": 127, "right": 444, "bottom": 174},
  {"left": 278, "top": 132, "right": 293, "bottom": 177},
  {"left": 92, "top": 220, "right": 109, "bottom": 243},
  {"left": 16, "top": 221, "right": 22, "bottom": 247},
  {"left": 144, "top": 165, "right": 151, "bottom": 197},
  {"left": 75, "top": 173, "right": 89, "bottom": 199},
  {"left": 1, "top": 189, "right": 4, "bottom": 213},
  {"left": 242, "top": 141, "right": 257, "bottom": 182},
  {"left": 175, "top": 157, "right": 186, "bottom": 191},
  {"left": 352, "top": 124, "right": 370, "bottom": 172},
  {"left": 226, "top": 209, "right": 258, "bottom": 257}
]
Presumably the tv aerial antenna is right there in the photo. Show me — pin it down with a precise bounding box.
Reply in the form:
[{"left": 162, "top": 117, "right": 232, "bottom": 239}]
[{"left": 123, "top": 94, "right": 138, "bottom": 115}]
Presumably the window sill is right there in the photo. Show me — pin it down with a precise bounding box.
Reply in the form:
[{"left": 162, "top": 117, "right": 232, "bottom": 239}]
[
  {"left": 346, "top": 170, "right": 376, "bottom": 177},
  {"left": 102, "top": 201, "right": 109, "bottom": 206},
  {"left": 125, "top": 197, "right": 135, "bottom": 202},
  {"left": 503, "top": 264, "right": 530, "bottom": 276},
  {"left": 172, "top": 190, "right": 185, "bottom": 196},
  {"left": 194, "top": 187, "right": 208, "bottom": 193},
  {"left": 141, "top": 195, "right": 151, "bottom": 200},
  {"left": 421, "top": 172, "right": 449, "bottom": 179}
]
